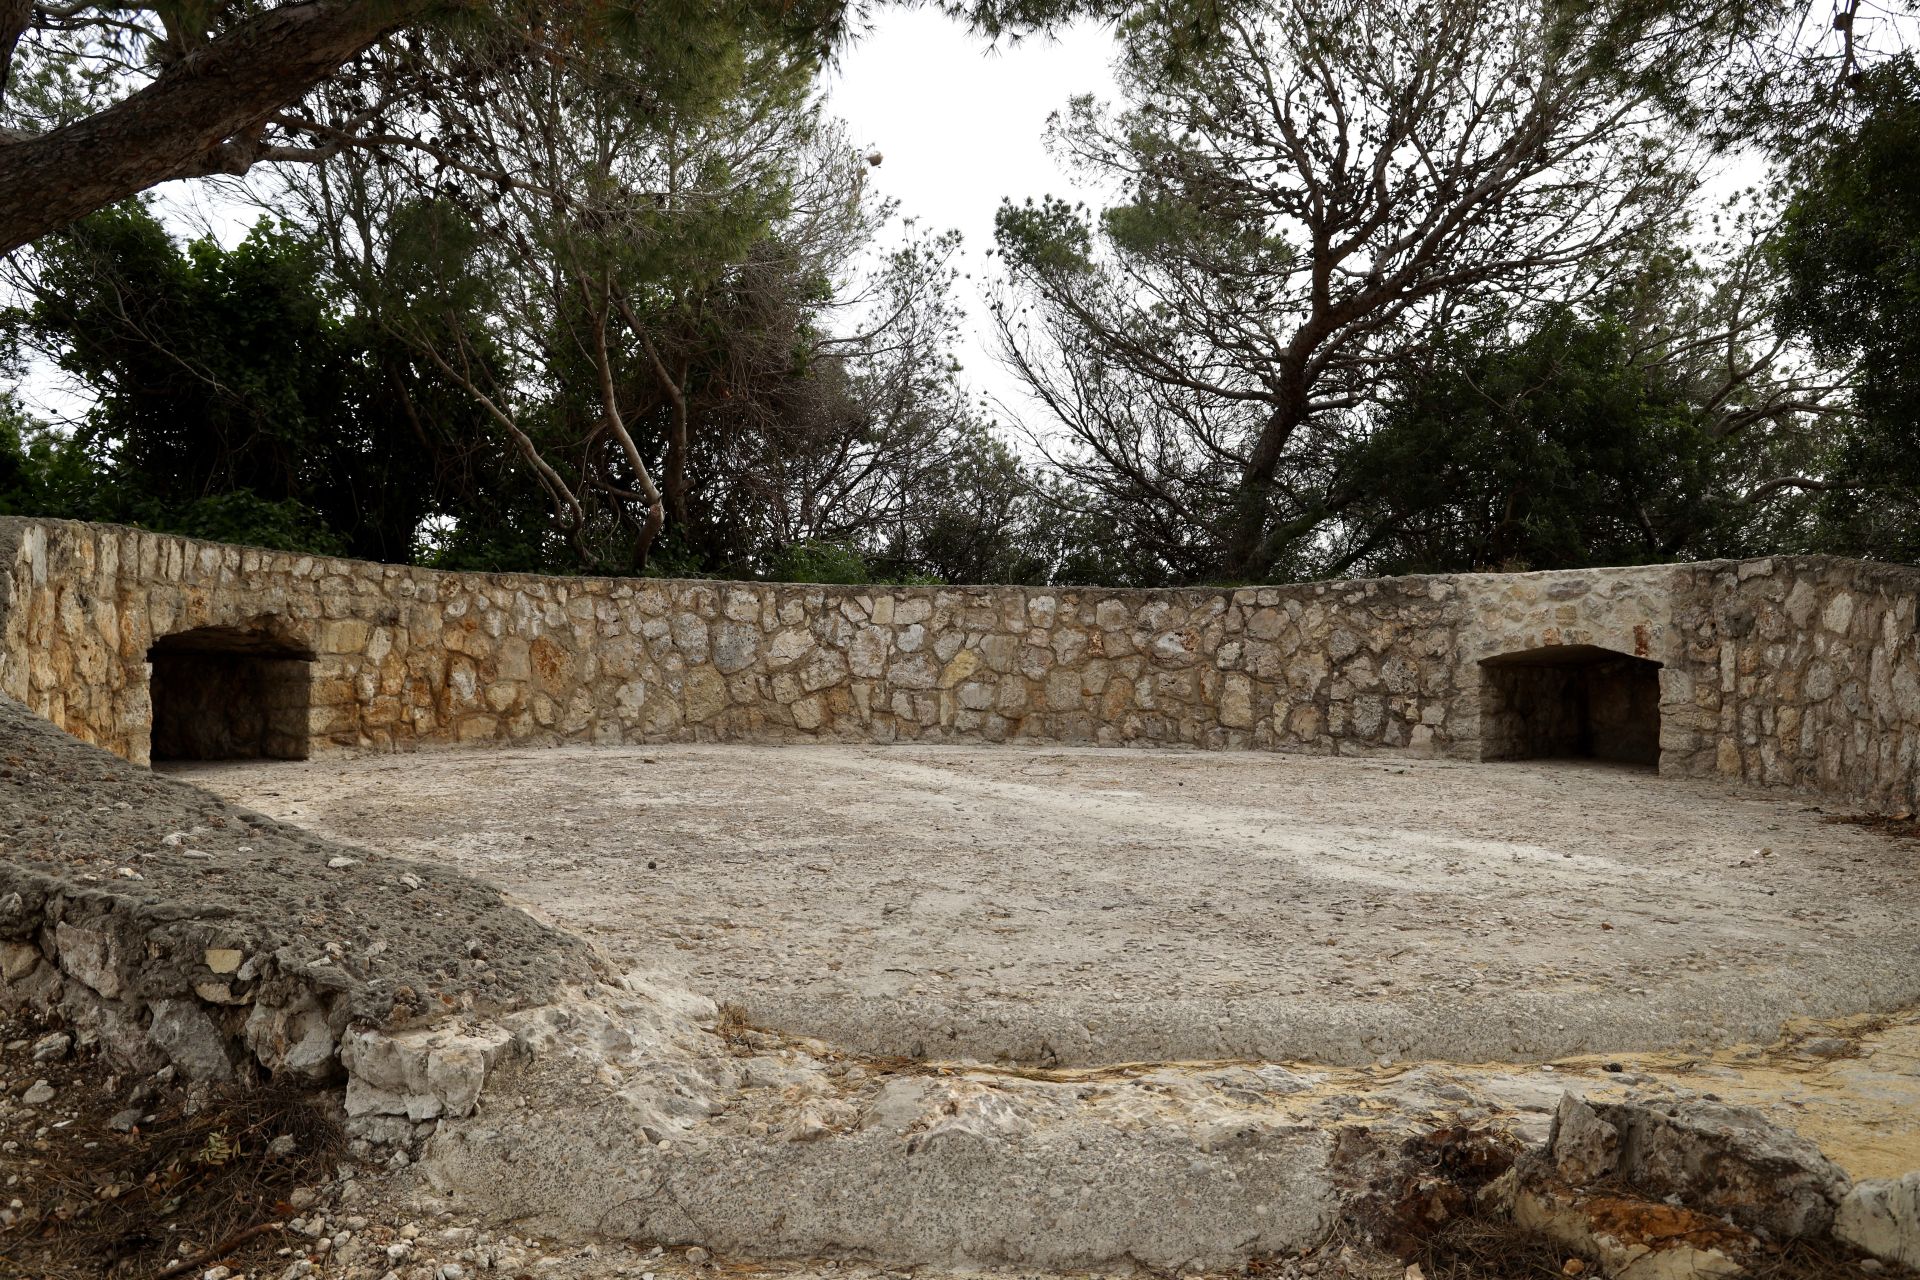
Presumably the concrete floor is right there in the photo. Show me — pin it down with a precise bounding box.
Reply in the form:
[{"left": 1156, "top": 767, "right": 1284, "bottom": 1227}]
[{"left": 174, "top": 744, "right": 1920, "bottom": 1066}]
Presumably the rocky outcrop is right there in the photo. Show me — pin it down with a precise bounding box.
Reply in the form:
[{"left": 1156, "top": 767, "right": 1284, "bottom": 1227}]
[
  {"left": 1483, "top": 1093, "right": 1896, "bottom": 1279},
  {"left": 1546, "top": 1094, "right": 1850, "bottom": 1241},
  {"left": 0, "top": 692, "right": 603, "bottom": 1110}
]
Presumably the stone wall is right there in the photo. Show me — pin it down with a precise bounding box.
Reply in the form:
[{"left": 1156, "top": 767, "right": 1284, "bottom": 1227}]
[
  {"left": 1, "top": 517, "right": 1915, "bottom": 814},
  {"left": 1664, "top": 557, "right": 1920, "bottom": 813}
]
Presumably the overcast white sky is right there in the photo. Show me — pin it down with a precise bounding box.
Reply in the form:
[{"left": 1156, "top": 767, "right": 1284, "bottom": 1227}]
[{"left": 825, "top": 10, "right": 1119, "bottom": 417}]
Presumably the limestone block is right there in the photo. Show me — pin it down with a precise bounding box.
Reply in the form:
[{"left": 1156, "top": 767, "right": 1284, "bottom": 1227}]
[
  {"left": 54, "top": 921, "right": 121, "bottom": 999},
  {"left": 1150, "top": 631, "right": 1197, "bottom": 666},
  {"left": 1591, "top": 1098, "right": 1848, "bottom": 1240},
  {"left": 341, "top": 1023, "right": 514, "bottom": 1121},
  {"left": 800, "top": 649, "right": 849, "bottom": 694},
  {"left": 940, "top": 649, "right": 983, "bottom": 690},
  {"left": 956, "top": 681, "right": 995, "bottom": 712},
  {"left": 713, "top": 622, "right": 760, "bottom": 674},
  {"left": 768, "top": 628, "right": 813, "bottom": 664},
  {"left": 1051, "top": 629, "right": 1090, "bottom": 666},
  {"left": 494, "top": 635, "right": 531, "bottom": 682},
  {"left": 1892, "top": 662, "right": 1920, "bottom": 722},
  {"left": 684, "top": 668, "right": 729, "bottom": 723},
  {"left": 317, "top": 618, "right": 371, "bottom": 654},
  {"left": 1350, "top": 696, "right": 1386, "bottom": 738},
  {"left": 148, "top": 998, "right": 234, "bottom": 1081},
  {"left": 1548, "top": 1094, "right": 1618, "bottom": 1184},
  {"left": 1502, "top": 1171, "right": 1749, "bottom": 1280},
  {"left": 1246, "top": 610, "right": 1285, "bottom": 641},
  {"left": 1, "top": 941, "right": 40, "bottom": 982},
  {"left": 1837, "top": 1172, "right": 1920, "bottom": 1268},
  {"left": 977, "top": 632, "right": 1020, "bottom": 674},
  {"left": 669, "top": 613, "right": 709, "bottom": 658},
  {"left": 725, "top": 671, "right": 761, "bottom": 705},
  {"left": 1784, "top": 579, "right": 1820, "bottom": 627},
  {"left": 1219, "top": 673, "right": 1254, "bottom": 729},
  {"left": 246, "top": 994, "right": 344, "bottom": 1080},
  {"left": 1042, "top": 668, "right": 1082, "bottom": 712},
  {"left": 1016, "top": 644, "right": 1052, "bottom": 681},
  {"left": 1804, "top": 660, "right": 1837, "bottom": 702},
  {"left": 1822, "top": 592, "right": 1855, "bottom": 635}
]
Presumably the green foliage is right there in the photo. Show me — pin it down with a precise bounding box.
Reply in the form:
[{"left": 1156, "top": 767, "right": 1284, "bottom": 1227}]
[
  {"left": 767, "top": 540, "right": 876, "bottom": 585},
  {"left": 990, "top": 0, "right": 1736, "bottom": 583},
  {"left": 0, "top": 397, "right": 342, "bottom": 554},
  {"left": 1774, "top": 55, "right": 1920, "bottom": 562},
  {"left": 420, "top": 512, "right": 567, "bottom": 575},
  {"left": 4, "top": 202, "right": 452, "bottom": 559},
  {"left": 869, "top": 428, "right": 1052, "bottom": 585},
  {"left": 1342, "top": 309, "right": 1739, "bottom": 573},
  {"left": 994, "top": 197, "right": 1095, "bottom": 276},
  {"left": 0, "top": 400, "right": 92, "bottom": 520},
  {"left": 124, "top": 492, "right": 347, "bottom": 555}
]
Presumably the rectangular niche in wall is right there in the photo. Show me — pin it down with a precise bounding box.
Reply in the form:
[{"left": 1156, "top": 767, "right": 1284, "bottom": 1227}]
[
  {"left": 147, "top": 625, "right": 315, "bottom": 762},
  {"left": 1478, "top": 644, "right": 1662, "bottom": 767}
]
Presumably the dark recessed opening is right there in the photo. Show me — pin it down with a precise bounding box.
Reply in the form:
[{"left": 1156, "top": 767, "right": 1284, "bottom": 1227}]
[
  {"left": 1478, "top": 643, "right": 1662, "bottom": 767},
  {"left": 147, "top": 625, "right": 315, "bottom": 762}
]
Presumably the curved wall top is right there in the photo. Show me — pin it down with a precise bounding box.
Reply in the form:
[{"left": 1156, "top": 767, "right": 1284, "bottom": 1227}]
[{"left": 1, "top": 517, "right": 1914, "bottom": 814}]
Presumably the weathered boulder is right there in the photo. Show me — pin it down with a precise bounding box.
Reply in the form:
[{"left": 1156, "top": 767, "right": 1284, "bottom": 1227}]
[
  {"left": 1835, "top": 1172, "right": 1920, "bottom": 1269},
  {"left": 1590, "top": 1097, "right": 1849, "bottom": 1240},
  {"left": 245, "top": 993, "right": 345, "bottom": 1082},
  {"left": 1549, "top": 1093, "right": 1619, "bottom": 1184}
]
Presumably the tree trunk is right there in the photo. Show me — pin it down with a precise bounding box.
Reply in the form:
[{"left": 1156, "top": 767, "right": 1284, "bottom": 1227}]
[
  {"left": 665, "top": 361, "right": 691, "bottom": 531},
  {"left": 0, "top": 0, "right": 426, "bottom": 253},
  {"left": 1223, "top": 376, "right": 1312, "bottom": 581},
  {"left": 623, "top": 302, "right": 692, "bottom": 532},
  {"left": 0, "top": 0, "right": 31, "bottom": 104}
]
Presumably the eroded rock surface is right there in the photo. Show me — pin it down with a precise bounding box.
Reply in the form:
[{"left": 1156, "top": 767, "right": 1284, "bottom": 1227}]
[
  {"left": 0, "top": 693, "right": 604, "bottom": 1088},
  {"left": 1, "top": 684, "right": 1916, "bottom": 1275}
]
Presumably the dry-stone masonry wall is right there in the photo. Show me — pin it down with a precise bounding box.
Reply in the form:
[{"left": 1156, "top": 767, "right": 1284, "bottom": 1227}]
[{"left": 2, "top": 517, "right": 1915, "bottom": 815}]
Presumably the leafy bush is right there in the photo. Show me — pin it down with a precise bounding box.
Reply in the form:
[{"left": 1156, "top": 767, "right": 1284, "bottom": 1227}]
[{"left": 766, "top": 540, "right": 874, "bottom": 585}]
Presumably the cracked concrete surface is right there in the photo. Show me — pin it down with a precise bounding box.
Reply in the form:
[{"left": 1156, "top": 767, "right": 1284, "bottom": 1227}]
[{"left": 176, "top": 741, "right": 1920, "bottom": 1066}]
